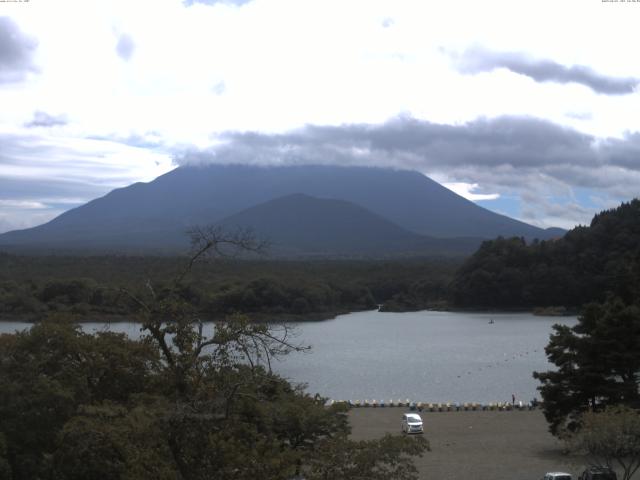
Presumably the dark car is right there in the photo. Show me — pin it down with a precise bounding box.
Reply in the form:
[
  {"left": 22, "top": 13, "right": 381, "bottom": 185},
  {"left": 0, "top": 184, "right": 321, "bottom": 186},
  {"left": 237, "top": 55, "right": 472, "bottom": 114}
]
[{"left": 578, "top": 466, "right": 617, "bottom": 480}]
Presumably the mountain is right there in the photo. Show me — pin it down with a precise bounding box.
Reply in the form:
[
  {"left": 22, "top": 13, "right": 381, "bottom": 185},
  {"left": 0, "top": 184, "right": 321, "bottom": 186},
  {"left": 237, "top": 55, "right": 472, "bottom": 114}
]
[
  {"left": 219, "top": 193, "right": 482, "bottom": 256},
  {"left": 0, "top": 164, "right": 563, "bottom": 255}
]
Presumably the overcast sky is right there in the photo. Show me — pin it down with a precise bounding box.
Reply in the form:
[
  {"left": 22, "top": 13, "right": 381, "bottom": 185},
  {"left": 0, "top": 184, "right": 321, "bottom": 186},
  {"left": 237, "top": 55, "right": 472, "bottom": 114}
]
[{"left": 1, "top": 0, "right": 639, "bottom": 233}]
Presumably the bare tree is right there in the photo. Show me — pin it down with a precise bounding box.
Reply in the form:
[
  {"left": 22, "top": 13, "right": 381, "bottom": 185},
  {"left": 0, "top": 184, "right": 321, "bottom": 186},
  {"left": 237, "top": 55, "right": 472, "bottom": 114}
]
[
  {"left": 177, "top": 225, "right": 269, "bottom": 285},
  {"left": 117, "top": 226, "right": 313, "bottom": 479},
  {"left": 121, "top": 226, "right": 306, "bottom": 398}
]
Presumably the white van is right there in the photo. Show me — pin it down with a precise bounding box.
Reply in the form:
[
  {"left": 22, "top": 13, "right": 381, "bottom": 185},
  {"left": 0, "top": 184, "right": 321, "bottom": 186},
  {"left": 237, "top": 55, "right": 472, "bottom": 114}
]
[
  {"left": 543, "top": 473, "right": 572, "bottom": 480},
  {"left": 401, "top": 413, "right": 424, "bottom": 434}
]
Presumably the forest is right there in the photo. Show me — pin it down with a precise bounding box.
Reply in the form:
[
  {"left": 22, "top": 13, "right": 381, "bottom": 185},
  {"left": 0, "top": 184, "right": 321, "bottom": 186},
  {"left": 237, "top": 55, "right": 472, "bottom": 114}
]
[
  {"left": 0, "top": 253, "right": 460, "bottom": 322},
  {"left": 450, "top": 200, "right": 640, "bottom": 310},
  {"left": 2, "top": 200, "right": 639, "bottom": 321}
]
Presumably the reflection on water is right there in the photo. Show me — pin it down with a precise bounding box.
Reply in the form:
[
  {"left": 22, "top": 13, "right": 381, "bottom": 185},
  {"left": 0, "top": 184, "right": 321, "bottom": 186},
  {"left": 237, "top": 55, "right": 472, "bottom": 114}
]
[{"left": 0, "top": 310, "right": 576, "bottom": 404}]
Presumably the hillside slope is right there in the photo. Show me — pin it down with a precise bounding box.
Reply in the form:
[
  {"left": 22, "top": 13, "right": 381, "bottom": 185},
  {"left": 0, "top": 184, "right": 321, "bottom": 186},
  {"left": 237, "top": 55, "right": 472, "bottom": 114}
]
[
  {"left": 450, "top": 199, "right": 640, "bottom": 308},
  {"left": 0, "top": 164, "right": 560, "bottom": 254},
  {"left": 219, "top": 194, "right": 482, "bottom": 256}
]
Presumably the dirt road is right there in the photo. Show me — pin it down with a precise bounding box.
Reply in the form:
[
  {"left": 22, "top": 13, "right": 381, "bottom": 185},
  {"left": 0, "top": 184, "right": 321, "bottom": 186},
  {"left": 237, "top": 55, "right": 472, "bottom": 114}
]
[{"left": 349, "top": 408, "right": 591, "bottom": 480}]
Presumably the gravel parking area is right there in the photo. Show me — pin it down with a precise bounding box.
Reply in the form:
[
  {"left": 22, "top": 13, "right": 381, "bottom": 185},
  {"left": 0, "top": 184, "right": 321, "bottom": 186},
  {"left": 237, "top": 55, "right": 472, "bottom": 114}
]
[{"left": 348, "top": 408, "right": 591, "bottom": 480}]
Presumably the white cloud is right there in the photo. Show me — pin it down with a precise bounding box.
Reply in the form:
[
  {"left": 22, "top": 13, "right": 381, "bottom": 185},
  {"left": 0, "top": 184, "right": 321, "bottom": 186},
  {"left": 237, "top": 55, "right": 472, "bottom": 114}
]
[
  {"left": 3, "top": 0, "right": 637, "bottom": 143},
  {"left": 1, "top": 0, "right": 640, "bottom": 232},
  {"left": 0, "top": 200, "right": 47, "bottom": 209},
  {"left": 0, "top": 131, "right": 174, "bottom": 233},
  {"left": 443, "top": 183, "right": 500, "bottom": 201}
]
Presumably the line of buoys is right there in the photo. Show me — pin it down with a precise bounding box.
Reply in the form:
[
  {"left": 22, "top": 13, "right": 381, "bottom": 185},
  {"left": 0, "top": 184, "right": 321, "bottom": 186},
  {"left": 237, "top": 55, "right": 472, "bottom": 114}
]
[
  {"left": 453, "top": 348, "right": 545, "bottom": 380},
  {"left": 326, "top": 399, "right": 538, "bottom": 411}
]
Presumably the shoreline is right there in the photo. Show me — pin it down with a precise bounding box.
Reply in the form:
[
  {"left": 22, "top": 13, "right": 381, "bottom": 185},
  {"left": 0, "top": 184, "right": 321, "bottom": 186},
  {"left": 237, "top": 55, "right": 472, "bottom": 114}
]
[
  {"left": 0, "top": 311, "right": 348, "bottom": 324},
  {"left": 0, "top": 306, "right": 578, "bottom": 324}
]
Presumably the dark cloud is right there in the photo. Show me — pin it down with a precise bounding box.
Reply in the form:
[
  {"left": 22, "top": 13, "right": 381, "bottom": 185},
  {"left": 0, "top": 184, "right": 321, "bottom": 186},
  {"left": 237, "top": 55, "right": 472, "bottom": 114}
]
[
  {"left": 185, "top": 115, "right": 596, "bottom": 170},
  {"left": 116, "top": 33, "right": 135, "bottom": 61},
  {"left": 24, "top": 111, "right": 68, "bottom": 128},
  {"left": 0, "top": 17, "right": 38, "bottom": 83},
  {"left": 452, "top": 46, "right": 639, "bottom": 95},
  {"left": 176, "top": 115, "right": 640, "bottom": 214},
  {"left": 183, "top": 0, "right": 253, "bottom": 6},
  {"left": 595, "top": 133, "right": 640, "bottom": 170}
]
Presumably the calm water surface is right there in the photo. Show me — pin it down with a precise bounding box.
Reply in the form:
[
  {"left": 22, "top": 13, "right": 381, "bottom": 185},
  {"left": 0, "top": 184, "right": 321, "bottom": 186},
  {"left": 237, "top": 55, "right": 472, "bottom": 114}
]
[{"left": 1, "top": 310, "right": 576, "bottom": 404}]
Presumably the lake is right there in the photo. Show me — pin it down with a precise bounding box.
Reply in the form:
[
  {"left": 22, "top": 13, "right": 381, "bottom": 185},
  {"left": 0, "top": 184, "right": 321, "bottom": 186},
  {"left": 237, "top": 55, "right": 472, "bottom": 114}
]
[{"left": 0, "top": 310, "right": 576, "bottom": 404}]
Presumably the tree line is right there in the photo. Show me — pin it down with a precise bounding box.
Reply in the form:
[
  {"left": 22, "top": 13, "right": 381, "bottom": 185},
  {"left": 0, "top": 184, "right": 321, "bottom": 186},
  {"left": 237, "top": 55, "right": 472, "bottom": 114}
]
[
  {"left": 0, "top": 254, "right": 460, "bottom": 321},
  {"left": 450, "top": 200, "right": 640, "bottom": 310},
  {"left": 3, "top": 200, "right": 639, "bottom": 319}
]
